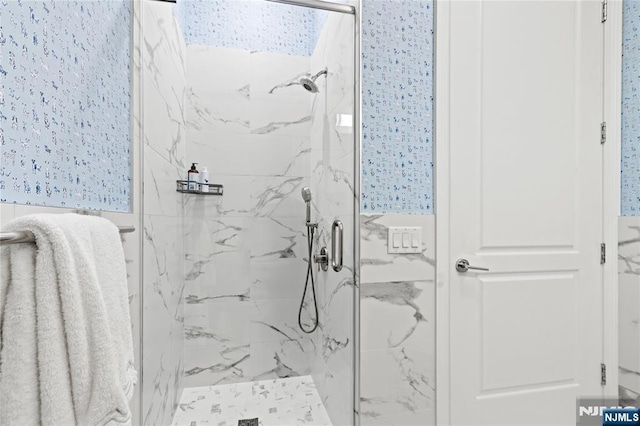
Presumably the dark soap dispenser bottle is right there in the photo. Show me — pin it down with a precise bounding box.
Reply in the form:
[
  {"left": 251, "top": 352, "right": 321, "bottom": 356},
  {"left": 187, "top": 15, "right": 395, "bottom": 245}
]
[{"left": 187, "top": 163, "right": 199, "bottom": 191}]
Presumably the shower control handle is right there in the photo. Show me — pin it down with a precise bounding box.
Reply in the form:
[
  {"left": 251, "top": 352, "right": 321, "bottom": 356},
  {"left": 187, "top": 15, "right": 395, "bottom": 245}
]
[
  {"left": 331, "top": 220, "right": 344, "bottom": 272},
  {"left": 314, "top": 247, "right": 329, "bottom": 272},
  {"left": 455, "top": 258, "right": 489, "bottom": 273}
]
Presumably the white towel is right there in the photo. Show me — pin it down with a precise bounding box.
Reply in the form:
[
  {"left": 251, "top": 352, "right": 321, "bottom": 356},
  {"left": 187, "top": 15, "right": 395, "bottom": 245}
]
[{"left": 0, "top": 213, "right": 137, "bottom": 425}]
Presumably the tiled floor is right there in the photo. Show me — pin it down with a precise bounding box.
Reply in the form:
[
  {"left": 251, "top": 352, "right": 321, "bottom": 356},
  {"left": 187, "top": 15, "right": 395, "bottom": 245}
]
[{"left": 172, "top": 376, "right": 332, "bottom": 426}]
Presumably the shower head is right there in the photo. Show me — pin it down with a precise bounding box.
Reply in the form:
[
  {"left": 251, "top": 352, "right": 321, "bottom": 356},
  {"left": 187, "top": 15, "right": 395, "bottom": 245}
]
[
  {"left": 300, "top": 77, "right": 319, "bottom": 93},
  {"left": 299, "top": 68, "right": 327, "bottom": 93},
  {"left": 301, "top": 187, "right": 312, "bottom": 202}
]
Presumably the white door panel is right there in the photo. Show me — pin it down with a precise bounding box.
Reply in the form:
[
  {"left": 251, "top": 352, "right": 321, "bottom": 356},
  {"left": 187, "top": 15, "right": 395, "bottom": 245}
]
[{"left": 447, "top": 1, "right": 604, "bottom": 424}]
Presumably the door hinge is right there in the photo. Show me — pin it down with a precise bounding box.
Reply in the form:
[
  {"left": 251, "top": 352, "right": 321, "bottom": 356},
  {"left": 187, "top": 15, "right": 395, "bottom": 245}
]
[
  {"left": 601, "top": 243, "right": 606, "bottom": 264},
  {"left": 601, "top": 363, "right": 607, "bottom": 386},
  {"left": 601, "top": 0, "right": 608, "bottom": 23},
  {"left": 601, "top": 122, "right": 607, "bottom": 144}
]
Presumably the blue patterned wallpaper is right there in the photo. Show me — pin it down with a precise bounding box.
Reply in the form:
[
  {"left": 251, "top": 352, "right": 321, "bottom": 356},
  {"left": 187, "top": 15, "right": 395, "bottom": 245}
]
[
  {"left": 361, "top": 0, "right": 434, "bottom": 214},
  {"left": 175, "top": 0, "right": 327, "bottom": 57},
  {"left": 622, "top": 0, "right": 640, "bottom": 216},
  {"left": 1, "top": 0, "right": 132, "bottom": 211}
]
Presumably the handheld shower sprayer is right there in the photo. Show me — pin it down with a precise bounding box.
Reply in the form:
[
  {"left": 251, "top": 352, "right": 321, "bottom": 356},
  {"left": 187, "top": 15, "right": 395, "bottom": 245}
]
[
  {"left": 299, "top": 186, "right": 319, "bottom": 333},
  {"left": 301, "top": 187, "right": 312, "bottom": 224}
]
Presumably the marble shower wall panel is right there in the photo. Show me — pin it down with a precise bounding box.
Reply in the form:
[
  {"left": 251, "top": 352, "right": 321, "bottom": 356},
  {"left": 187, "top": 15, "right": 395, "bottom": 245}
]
[
  {"left": 308, "top": 12, "right": 357, "bottom": 426},
  {"left": 183, "top": 44, "right": 315, "bottom": 388},
  {"left": 186, "top": 47, "right": 312, "bottom": 137},
  {"left": 360, "top": 281, "right": 435, "bottom": 425},
  {"left": 142, "top": 2, "right": 187, "bottom": 173},
  {"left": 360, "top": 214, "right": 434, "bottom": 284},
  {"left": 141, "top": 214, "right": 185, "bottom": 425},
  {"left": 358, "top": 2, "right": 436, "bottom": 424},
  {"left": 141, "top": 2, "right": 186, "bottom": 425},
  {"left": 359, "top": 214, "right": 436, "bottom": 425},
  {"left": 619, "top": 217, "right": 640, "bottom": 392}
]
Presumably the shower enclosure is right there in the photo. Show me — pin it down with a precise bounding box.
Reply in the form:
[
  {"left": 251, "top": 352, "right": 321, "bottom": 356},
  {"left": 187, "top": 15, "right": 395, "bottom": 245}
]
[{"left": 137, "top": 0, "right": 358, "bottom": 424}]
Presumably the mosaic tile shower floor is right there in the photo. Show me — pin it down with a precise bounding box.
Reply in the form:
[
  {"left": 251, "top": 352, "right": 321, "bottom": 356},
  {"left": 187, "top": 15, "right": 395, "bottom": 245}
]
[{"left": 171, "top": 376, "right": 333, "bottom": 426}]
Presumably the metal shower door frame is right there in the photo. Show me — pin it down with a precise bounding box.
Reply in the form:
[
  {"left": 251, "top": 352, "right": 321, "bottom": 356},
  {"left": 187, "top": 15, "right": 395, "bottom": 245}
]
[
  {"left": 265, "top": 1, "right": 361, "bottom": 424},
  {"left": 265, "top": 0, "right": 355, "bottom": 14}
]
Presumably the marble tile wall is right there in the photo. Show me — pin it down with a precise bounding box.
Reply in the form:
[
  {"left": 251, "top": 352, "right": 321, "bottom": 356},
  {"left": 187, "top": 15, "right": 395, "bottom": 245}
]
[
  {"left": 358, "top": 2, "right": 436, "bottom": 424},
  {"left": 308, "top": 12, "right": 357, "bottom": 426},
  {"left": 182, "top": 13, "right": 359, "bottom": 426},
  {"left": 619, "top": 217, "right": 640, "bottom": 394},
  {"left": 140, "top": 2, "right": 186, "bottom": 425},
  {"left": 182, "top": 44, "right": 316, "bottom": 388},
  {"left": 359, "top": 214, "right": 436, "bottom": 426}
]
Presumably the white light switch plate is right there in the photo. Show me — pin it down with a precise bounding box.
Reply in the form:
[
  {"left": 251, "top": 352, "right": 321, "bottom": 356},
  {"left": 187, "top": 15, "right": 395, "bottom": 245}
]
[{"left": 387, "top": 226, "right": 422, "bottom": 254}]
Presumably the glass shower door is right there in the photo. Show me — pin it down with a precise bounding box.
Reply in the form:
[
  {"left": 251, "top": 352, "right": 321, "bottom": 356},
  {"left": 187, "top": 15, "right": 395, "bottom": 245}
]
[
  {"left": 139, "top": 1, "right": 358, "bottom": 424},
  {"left": 304, "top": 8, "right": 358, "bottom": 426}
]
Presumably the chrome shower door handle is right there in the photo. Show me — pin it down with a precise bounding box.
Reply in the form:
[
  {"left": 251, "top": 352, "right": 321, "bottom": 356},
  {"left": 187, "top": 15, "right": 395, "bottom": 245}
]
[
  {"left": 455, "top": 258, "right": 489, "bottom": 273},
  {"left": 331, "top": 220, "right": 344, "bottom": 272}
]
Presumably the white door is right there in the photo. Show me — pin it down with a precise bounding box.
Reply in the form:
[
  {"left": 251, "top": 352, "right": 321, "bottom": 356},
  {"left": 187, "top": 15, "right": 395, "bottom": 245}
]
[{"left": 445, "top": 1, "right": 605, "bottom": 424}]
